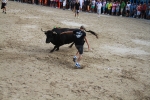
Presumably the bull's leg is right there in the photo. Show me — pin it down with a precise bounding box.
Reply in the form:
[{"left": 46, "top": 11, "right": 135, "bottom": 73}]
[
  {"left": 50, "top": 46, "right": 58, "bottom": 53},
  {"left": 55, "top": 47, "right": 59, "bottom": 51},
  {"left": 69, "top": 42, "right": 74, "bottom": 48}
]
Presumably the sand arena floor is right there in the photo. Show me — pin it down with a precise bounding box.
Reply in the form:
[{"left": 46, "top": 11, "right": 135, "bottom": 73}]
[{"left": 0, "top": 1, "right": 150, "bottom": 100}]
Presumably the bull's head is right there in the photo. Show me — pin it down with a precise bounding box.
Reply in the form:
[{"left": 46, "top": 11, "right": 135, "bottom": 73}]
[{"left": 41, "top": 28, "right": 57, "bottom": 43}]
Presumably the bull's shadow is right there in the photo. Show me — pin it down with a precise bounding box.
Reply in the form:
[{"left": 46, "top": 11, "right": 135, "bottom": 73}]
[{"left": 22, "top": 44, "right": 77, "bottom": 69}]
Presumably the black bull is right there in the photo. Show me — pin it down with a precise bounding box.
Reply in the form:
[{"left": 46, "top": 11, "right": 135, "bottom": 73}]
[{"left": 41, "top": 28, "right": 98, "bottom": 52}]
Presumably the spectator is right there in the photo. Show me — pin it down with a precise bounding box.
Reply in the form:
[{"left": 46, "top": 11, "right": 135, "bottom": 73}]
[
  {"left": 74, "top": 0, "right": 80, "bottom": 18},
  {"left": 126, "top": 2, "right": 131, "bottom": 17},
  {"left": 105, "top": 1, "right": 109, "bottom": 14},
  {"left": 35, "top": 0, "right": 38, "bottom": 5},
  {"left": 32, "top": 0, "right": 34, "bottom": 4},
  {"left": 83, "top": 0, "right": 87, "bottom": 11},
  {"left": 107, "top": 1, "right": 112, "bottom": 15},
  {"left": 146, "top": 2, "right": 150, "bottom": 19},
  {"left": 112, "top": 1, "right": 116, "bottom": 15},
  {"left": 50, "top": 0, "right": 54, "bottom": 7},
  {"left": 86, "top": 0, "right": 90, "bottom": 12},
  {"left": 137, "top": 4, "right": 142, "bottom": 18},
  {"left": 116, "top": 1, "right": 120, "bottom": 16},
  {"left": 120, "top": 0, "right": 125, "bottom": 16},
  {"left": 79, "top": 0, "right": 83, "bottom": 11},
  {"left": 55, "top": 0, "right": 59, "bottom": 8},
  {"left": 63, "top": 0, "right": 67, "bottom": 10},
  {"left": 41, "top": 0, "right": 44, "bottom": 5},
  {"left": 68, "top": 0, "right": 72, "bottom": 10},
  {"left": 96, "top": 0, "right": 102, "bottom": 17},
  {"left": 133, "top": 3, "right": 137, "bottom": 18},
  {"left": 1, "top": 0, "right": 8, "bottom": 14},
  {"left": 102, "top": 0, "right": 106, "bottom": 14},
  {"left": 52, "top": 0, "right": 55, "bottom": 7},
  {"left": 57, "top": 0, "right": 60, "bottom": 8},
  {"left": 141, "top": 3, "right": 147, "bottom": 19},
  {"left": 130, "top": 3, "right": 134, "bottom": 17},
  {"left": 91, "top": 0, "right": 96, "bottom": 13},
  {"left": 71, "top": 0, "right": 75, "bottom": 10},
  {"left": 59, "top": 0, "right": 63, "bottom": 8}
]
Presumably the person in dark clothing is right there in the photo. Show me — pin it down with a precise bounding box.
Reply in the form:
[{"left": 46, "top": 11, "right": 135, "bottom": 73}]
[
  {"left": 1, "top": 0, "right": 8, "bottom": 14},
  {"left": 86, "top": 0, "right": 90, "bottom": 12},
  {"left": 61, "top": 26, "right": 90, "bottom": 68},
  {"left": 71, "top": 0, "right": 75, "bottom": 10},
  {"left": 82, "top": 0, "right": 86, "bottom": 11},
  {"left": 74, "top": 0, "right": 80, "bottom": 18}
]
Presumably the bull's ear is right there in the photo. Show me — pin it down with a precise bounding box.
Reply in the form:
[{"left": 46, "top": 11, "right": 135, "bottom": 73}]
[{"left": 53, "top": 31, "right": 57, "bottom": 34}]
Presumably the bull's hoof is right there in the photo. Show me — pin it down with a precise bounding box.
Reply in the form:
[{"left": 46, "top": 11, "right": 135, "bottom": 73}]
[
  {"left": 55, "top": 48, "right": 59, "bottom": 51},
  {"left": 69, "top": 46, "right": 72, "bottom": 48}
]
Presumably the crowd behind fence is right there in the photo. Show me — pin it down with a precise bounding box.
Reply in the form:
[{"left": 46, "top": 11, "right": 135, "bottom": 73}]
[{"left": 13, "top": 0, "right": 150, "bottom": 20}]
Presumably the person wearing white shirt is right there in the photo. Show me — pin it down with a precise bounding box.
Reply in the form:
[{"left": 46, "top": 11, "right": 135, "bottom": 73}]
[
  {"left": 1, "top": 0, "right": 8, "bottom": 14},
  {"left": 79, "top": 0, "right": 83, "bottom": 11},
  {"left": 63, "top": 0, "right": 66, "bottom": 10},
  {"left": 126, "top": 2, "right": 131, "bottom": 17},
  {"left": 97, "top": 0, "right": 102, "bottom": 17}
]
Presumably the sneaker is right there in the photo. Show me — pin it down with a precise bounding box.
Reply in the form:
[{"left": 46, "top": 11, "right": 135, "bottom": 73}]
[
  {"left": 73, "top": 56, "right": 77, "bottom": 62},
  {"left": 75, "top": 62, "right": 80, "bottom": 68}
]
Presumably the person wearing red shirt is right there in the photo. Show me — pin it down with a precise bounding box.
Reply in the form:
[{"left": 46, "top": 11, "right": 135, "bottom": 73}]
[
  {"left": 141, "top": 3, "right": 147, "bottom": 19},
  {"left": 137, "top": 4, "right": 142, "bottom": 18}
]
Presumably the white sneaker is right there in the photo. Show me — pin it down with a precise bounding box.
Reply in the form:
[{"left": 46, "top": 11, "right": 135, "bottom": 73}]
[{"left": 75, "top": 62, "right": 80, "bottom": 68}]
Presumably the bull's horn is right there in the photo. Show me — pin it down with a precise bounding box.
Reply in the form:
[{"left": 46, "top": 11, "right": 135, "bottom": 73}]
[
  {"left": 41, "top": 28, "right": 46, "bottom": 32},
  {"left": 53, "top": 31, "right": 57, "bottom": 34},
  {"left": 86, "top": 30, "right": 98, "bottom": 39}
]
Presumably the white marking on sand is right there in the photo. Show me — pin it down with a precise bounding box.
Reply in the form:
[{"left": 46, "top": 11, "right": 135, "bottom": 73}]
[
  {"left": 101, "top": 44, "right": 150, "bottom": 55},
  {"left": 9, "top": 9, "right": 25, "bottom": 13},
  {"left": 132, "top": 39, "right": 150, "bottom": 46}
]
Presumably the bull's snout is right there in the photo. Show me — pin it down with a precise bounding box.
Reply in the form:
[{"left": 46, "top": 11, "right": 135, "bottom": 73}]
[{"left": 46, "top": 38, "right": 51, "bottom": 43}]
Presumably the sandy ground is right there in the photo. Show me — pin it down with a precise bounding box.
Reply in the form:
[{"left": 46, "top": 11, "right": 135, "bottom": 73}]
[{"left": 0, "top": 1, "right": 150, "bottom": 100}]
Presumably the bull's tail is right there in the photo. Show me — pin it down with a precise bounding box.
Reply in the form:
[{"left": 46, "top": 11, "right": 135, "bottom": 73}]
[
  {"left": 85, "top": 30, "right": 98, "bottom": 39},
  {"left": 41, "top": 28, "right": 47, "bottom": 32}
]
